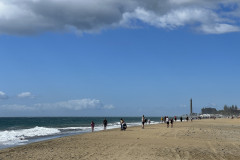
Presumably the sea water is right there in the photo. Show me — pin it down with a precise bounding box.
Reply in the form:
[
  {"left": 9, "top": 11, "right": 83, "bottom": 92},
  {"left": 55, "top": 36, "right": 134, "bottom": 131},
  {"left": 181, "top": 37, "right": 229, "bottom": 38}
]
[{"left": 0, "top": 117, "right": 162, "bottom": 149}]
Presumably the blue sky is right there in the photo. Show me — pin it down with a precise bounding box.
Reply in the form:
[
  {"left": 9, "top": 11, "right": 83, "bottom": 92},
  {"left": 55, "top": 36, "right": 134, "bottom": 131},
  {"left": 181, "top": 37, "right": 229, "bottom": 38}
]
[{"left": 1, "top": 0, "right": 240, "bottom": 117}]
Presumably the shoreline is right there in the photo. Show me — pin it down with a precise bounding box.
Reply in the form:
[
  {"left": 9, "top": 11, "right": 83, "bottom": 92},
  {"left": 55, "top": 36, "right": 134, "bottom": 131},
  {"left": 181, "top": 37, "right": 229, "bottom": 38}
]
[
  {"left": 0, "top": 117, "right": 161, "bottom": 150},
  {"left": 1, "top": 118, "right": 240, "bottom": 159},
  {"left": 0, "top": 130, "right": 89, "bottom": 150},
  {"left": 0, "top": 122, "right": 158, "bottom": 150}
]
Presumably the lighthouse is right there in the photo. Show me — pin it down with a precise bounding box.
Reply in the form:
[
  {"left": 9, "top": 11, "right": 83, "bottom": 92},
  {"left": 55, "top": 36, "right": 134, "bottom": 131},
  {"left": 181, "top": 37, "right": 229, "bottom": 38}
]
[{"left": 190, "top": 98, "right": 192, "bottom": 116}]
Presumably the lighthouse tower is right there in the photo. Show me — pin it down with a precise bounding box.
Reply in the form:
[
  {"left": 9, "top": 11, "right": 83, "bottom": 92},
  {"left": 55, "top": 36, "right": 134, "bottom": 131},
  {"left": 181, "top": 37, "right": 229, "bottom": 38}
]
[{"left": 190, "top": 98, "right": 192, "bottom": 116}]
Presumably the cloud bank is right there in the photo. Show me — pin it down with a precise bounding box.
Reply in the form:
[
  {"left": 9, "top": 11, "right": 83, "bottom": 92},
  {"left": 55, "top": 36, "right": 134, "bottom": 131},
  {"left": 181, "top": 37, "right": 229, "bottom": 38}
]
[
  {"left": 0, "top": 0, "right": 240, "bottom": 35},
  {"left": 0, "top": 98, "right": 114, "bottom": 113},
  {"left": 35, "top": 99, "right": 114, "bottom": 111}
]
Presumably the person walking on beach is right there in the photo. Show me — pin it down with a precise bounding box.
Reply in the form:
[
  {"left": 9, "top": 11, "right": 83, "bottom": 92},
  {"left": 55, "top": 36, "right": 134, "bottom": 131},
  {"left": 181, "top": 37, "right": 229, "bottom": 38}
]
[
  {"left": 91, "top": 121, "right": 95, "bottom": 132},
  {"left": 180, "top": 116, "right": 183, "bottom": 122},
  {"left": 166, "top": 116, "right": 169, "bottom": 128},
  {"left": 161, "top": 117, "right": 163, "bottom": 123},
  {"left": 142, "top": 115, "right": 145, "bottom": 129},
  {"left": 120, "top": 118, "right": 124, "bottom": 130},
  {"left": 103, "top": 118, "right": 107, "bottom": 130},
  {"left": 174, "top": 116, "right": 177, "bottom": 122},
  {"left": 170, "top": 119, "right": 173, "bottom": 128}
]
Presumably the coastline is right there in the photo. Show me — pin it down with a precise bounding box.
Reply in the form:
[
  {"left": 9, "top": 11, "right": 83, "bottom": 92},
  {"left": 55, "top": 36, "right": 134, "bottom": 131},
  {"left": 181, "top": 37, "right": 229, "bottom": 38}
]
[
  {"left": 0, "top": 117, "right": 163, "bottom": 150},
  {"left": 1, "top": 118, "right": 240, "bottom": 160},
  {"left": 0, "top": 117, "right": 160, "bottom": 149}
]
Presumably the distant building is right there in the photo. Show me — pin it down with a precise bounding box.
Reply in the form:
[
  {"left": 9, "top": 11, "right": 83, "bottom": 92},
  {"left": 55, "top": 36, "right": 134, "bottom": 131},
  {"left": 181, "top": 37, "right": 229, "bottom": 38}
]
[{"left": 201, "top": 107, "right": 217, "bottom": 114}]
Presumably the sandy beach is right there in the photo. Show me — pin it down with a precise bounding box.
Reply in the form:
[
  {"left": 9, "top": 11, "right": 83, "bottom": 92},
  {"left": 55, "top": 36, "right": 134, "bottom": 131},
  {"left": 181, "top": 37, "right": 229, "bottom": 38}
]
[{"left": 0, "top": 118, "right": 240, "bottom": 160}]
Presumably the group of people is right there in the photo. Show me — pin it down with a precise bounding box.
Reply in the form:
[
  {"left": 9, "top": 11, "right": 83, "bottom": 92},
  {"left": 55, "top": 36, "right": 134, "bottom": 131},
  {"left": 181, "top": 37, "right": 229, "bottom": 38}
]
[
  {"left": 143, "top": 115, "right": 177, "bottom": 129},
  {"left": 163, "top": 116, "right": 195, "bottom": 128},
  {"left": 90, "top": 118, "right": 108, "bottom": 132},
  {"left": 91, "top": 118, "right": 127, "bottom": 132},
  {"left": 141, "top": 115, "right": 151, "bottom": 129},
  {"left": 91, "top": 115, "right": 192, "bottom": 132},
  {"left": 164, "top": 116, "right": 174, "bottom": 128},
  {"left": 161, "top": 116, "right": 191, "bottom": 122}
]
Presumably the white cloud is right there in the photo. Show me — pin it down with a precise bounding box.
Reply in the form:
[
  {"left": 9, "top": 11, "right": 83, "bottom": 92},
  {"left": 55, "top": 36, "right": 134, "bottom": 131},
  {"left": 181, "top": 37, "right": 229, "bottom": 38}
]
[
  {"left": 0, "top": 0, "right": 240, "bottom": 34},
  {"left": 17, "top": 92, "right": 34, "bottom": 98},
  {"left": 0, "top": 91, "right": 8, "bottom": 99},
  {"left": 52, "top": 99, "right": 103, "bottom": 110},
  {"left": 0, "top": 98, "right": 115, "bottom": 116},
  {"left": 122, "top": 7, "right": 218, "bottom": 29},
  {"left": 35, "top": 98, "right": 114, "bottom": 111},
  {"left": 199, "top": 23, "right": 240, "bottom": 34}
]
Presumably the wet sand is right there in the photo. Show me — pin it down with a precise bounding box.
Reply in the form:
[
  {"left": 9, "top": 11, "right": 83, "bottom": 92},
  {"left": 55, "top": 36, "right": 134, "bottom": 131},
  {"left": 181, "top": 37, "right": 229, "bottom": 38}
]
[{"left": 0, "top": 118, "right": 240, "bottom": 160}]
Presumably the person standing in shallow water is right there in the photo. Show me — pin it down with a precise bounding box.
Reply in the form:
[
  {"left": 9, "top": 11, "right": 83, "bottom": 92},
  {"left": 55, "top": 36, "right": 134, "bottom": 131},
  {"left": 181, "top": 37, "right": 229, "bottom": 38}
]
[
  {"left": 142, "top": 115, "right": 145, "bottom": 129},
  {"left": 91, "top": 121, "right": 95, "bottom": 132},
  {"left": 103, "top": 118, "right": 107, "bottom": 130}
]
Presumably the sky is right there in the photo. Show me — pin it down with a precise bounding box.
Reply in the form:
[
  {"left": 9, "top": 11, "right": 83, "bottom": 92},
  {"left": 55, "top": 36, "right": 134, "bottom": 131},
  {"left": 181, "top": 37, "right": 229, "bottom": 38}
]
[{"left": 1, "top": 0, "right": 240, "bottom": 117}]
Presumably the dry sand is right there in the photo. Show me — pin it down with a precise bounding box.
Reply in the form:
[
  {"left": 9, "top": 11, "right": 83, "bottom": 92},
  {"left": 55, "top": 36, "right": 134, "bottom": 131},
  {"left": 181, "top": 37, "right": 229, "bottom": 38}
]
[{"left": 0, "top": 118, "right": 240, "bottom": 160}]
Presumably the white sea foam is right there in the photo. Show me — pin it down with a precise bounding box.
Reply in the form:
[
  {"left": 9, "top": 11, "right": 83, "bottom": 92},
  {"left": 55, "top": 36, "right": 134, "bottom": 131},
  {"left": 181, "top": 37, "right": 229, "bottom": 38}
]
[
  {"left": 59, "top": 127, "right": 90, "bottom": 130},
  {"left": 0, "top": 121, "right": 159, "bottom": 148},
  {"left": 0, "top": 126, "right": 60, "bottom": 145}
]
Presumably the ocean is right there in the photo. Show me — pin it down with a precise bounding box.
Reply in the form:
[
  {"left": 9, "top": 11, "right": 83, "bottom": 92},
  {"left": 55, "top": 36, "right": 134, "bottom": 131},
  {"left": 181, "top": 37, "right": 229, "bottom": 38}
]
[{"left": 0, "top": 117, "right": 162, "bottom": 149}]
